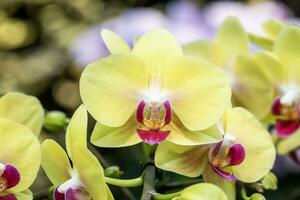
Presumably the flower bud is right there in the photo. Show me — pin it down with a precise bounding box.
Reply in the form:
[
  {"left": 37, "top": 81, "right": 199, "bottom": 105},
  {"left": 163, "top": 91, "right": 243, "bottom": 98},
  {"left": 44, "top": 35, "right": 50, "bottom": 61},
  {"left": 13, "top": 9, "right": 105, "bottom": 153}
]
[
  {"left": 104, "top": 166, "right": 123, "bottom": 178},
  {"left": 44, "top": 111, "right": 68, "bottom": 132},
  {"left": 249, "top": 193, "right": 266, "bottom": 200},
  {"left": 261, "top": 171, "right": 277, "bottom": 190}
]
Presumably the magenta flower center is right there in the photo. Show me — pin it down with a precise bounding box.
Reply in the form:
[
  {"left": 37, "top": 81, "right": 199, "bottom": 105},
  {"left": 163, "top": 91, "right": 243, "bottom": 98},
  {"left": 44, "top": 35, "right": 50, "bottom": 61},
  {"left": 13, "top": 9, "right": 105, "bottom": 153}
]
[
  {"left": 135, "top": 100, "right": 172, "bottom": 144},
  {"left": 53, "top": 172, "right": 90, "bottom": 200},
  {"left": 0, "top": 194, "right": 17, "bottom": 200},
  {"left": 54, "top": 187, "right": 90, "bottom": 200},
  {"left": 271, "top": 97, "right": 300, "bottom": 137},
  {"left": 0, "top": 164, "right": 20, "bottom": 193},
  {"left": 208, "top": 140, "right": 245, "bottom": 181}
]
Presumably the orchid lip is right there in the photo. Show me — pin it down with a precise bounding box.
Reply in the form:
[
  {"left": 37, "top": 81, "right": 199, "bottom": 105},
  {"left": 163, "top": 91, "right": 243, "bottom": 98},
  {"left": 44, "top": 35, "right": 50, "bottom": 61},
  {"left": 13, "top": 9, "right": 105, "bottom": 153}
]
[
  {"left": 135, "top": 100, "right": 172, "bottom": 144},
  {"left": 212, "top": 165, "right": 237, "bottom": 181},
  {"left": 54, "top": 187, "right": 65, "bottom": 200},
  {"left": 66, "top": 188, "right": 90, "bottom": 200},
  {"left": 209, "top": 140, "right": 245, "bottom": 181},
  {"left": 275, "top": 119, "right": 299, "bottom": 138},
  {"left": 0, "top": 194, "right": 17, "bottom": 200},
  {"left": 0, "top": 164, "right": 20, "bottom": 192},
  {"left": 137, "top": 129, "right": 170, "bottom": 144},
  {"left": 54, "top": 172, "right": 90, "bottom": 200},
  {"left": 271, "top": 97, "right": 300, "bottom": 137},
  {"left": 54, "top": 186, "right": 90, "bottom": 200}
]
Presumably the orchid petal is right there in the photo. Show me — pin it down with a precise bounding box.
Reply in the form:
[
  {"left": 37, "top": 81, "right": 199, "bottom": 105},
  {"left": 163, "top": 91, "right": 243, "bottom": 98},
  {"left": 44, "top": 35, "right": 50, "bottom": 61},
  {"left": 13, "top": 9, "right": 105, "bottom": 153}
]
[
  {"left": 91, "top": 116, "right": 141, "bottom": 148},
  {"left": 180, "top": 183, "right": 228, "bottom": 200},
  {"left": 0, "top": 92, "right": 44, "bottom": 136},
  {"left": 155, "top": 141, "right": 208, "bottom": 177},
  {"left": 203, "top": 165, "right": 236, "bottom": 200},
  {"left": 0, "top": 119, "right": 41, "bottom": 193},
  {"left": 166, "top": 114, "right": 222, "bottom": 145},
  {"left": 262, "top": 20, "right": 285, "bottom": 41},
  {"left": 101, "top": 29, "right": 131, "bottom": 54},
  {"left": 66, "top": 105, "right": 87, "bottom": 159},
  {"left": 277, "top": 129, "right": 300, "bottom": 155},
  {"left": 252, "top": 52, "right": 287, "bottom": 85},
  {"left": 41, "top": 140, "right": 72, "bottom": 186},
  {"left": 80, "top": 54, "right": 148, "bottom": 127},
  {"left": 165, "top": 56, "right": 231, "bottom": 131},
  {"left": 106, "top": 185, "right": 114, "bottom": 200},
  {"left": 215, "top": 17, "right": 249, "bottom": 63},
  {"left": 71, "top": 146, "right": 108, "bottom": 200},
  {"left": 225, "top": 107, "right": 276, "bottom": 183},
  {"left": 248, "top": 33, "right": 273, "bottom": 50},
  {"left": 183, "top": 40, "right": 224, "bottom": 67},
  {"left": 14, "top": 190, "right": 33, "bottom": 200},
  {"left": 274, "top": 26, "right": 300, "bottom": 82},
  {"left": 233, "top": 53, "right": 276, "bottom": 121},
  {"left": 132, "top": 29, "right": 182, "bottom": 70}
]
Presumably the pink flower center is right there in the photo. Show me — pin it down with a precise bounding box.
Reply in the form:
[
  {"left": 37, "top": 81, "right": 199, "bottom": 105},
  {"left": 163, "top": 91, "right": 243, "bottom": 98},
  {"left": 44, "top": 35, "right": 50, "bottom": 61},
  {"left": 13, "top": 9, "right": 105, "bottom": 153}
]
[
  {"left": 53, "top": 172, "right": 91, "bottom": 200},
  {"left": 209, "top": 141, "right": 245, "bottom": 181},
  {"left": 135, "top": 100, "right": 172, "bottom": 144},
  {"left": 0, "top": 164, "right": 20, "bottom": 193},
  {"left": 0, "top": 194, "right": 17, "bottom": 200},
  {"left": 272, "top": 97, "right": 300, "bottom": 137},
  {"left": 54, "top": 186, "right": 90, "bottom": 200}
]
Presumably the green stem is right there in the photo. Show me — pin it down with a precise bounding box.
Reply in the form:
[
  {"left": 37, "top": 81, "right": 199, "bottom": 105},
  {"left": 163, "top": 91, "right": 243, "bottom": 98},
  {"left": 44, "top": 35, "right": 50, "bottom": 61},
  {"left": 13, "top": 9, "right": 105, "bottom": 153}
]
[
  {"left": 153, "top": 191, "right": 182, "bottom": 200},
  {"left": 241, "top": 187, "right": 250, "bottom": 200},
  {"left": 104, "top": 176, "right": 143, "bottom": 187},
  {"left": 141, "top": 164, "right": 156, "bottom": 200}
]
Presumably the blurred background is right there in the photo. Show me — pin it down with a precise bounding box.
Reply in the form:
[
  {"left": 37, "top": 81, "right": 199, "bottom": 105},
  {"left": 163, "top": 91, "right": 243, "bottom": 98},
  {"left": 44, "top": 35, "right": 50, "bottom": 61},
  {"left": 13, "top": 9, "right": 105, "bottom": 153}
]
[{"left": 1, "top": 0, "right": 300, "bottom": 199}]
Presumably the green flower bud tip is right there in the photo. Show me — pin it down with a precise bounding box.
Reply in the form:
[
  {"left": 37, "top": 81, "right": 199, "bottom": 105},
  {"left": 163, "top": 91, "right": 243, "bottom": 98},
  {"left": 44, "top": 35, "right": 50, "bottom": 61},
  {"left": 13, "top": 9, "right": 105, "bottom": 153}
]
[
  {"left": 104, "top": 166, "right": 123, "bottom": 178},
  {"left": 249, "top": 193, "right": 266, "bottom": 200},
  {"left": 48, "top": 185, "right": 55, "bottom": 200},
  {"left": 44, "top": 111, "right": 68, "bottom": 132},
  {"left": 261, "top": 171, "right": 277, "bottom": 190}
]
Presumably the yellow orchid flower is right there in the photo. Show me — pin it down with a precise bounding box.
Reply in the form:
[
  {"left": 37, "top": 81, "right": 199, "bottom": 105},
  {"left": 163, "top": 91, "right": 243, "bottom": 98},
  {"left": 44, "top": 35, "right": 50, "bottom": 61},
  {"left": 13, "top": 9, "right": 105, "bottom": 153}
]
[
  {"left": 230, "top": 25, "right": 300, "bottom": 154},
  {"left": 183, "top": 17, "right": 271, "bottom": 120},
  {"left": 182, "top": 17, "right": 282, "bottom": 127},
  {"left": 41, "top": 105, "right": 113, "bottom": 200},
  {"left": 0, "top": 118, "right": 41, "bottom": 200},
  {"left": 155, "top": 107, "right": 275, "bottom": 200},
  {"left": 80, "top": 28, "right": 231, "bottom": 146},
  {"left": 245, "top": 26, "right": 300, "bottom": 154},
  {"left": 183, "top": 17, "right": 249, "bottom": 75},
  {"left": 0, "top": 92, "right": 44, "bottom": 136}
]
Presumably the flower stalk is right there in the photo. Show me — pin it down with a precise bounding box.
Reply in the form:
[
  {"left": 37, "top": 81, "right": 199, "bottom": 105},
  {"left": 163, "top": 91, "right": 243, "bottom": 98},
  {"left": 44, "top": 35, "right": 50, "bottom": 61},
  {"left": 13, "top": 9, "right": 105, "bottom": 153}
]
[
  {"left": 104, "top": 176, "right": 143, "bottom": 187},
  {"left": 141, "top": 164, "right": 156, "bottom": 200}
]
